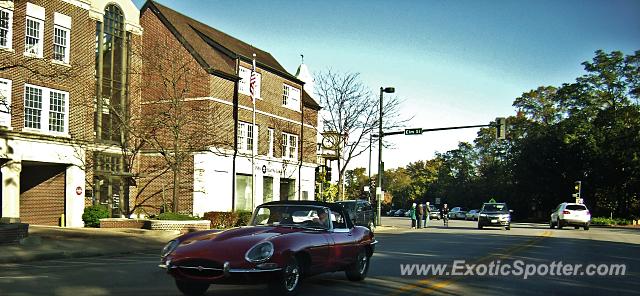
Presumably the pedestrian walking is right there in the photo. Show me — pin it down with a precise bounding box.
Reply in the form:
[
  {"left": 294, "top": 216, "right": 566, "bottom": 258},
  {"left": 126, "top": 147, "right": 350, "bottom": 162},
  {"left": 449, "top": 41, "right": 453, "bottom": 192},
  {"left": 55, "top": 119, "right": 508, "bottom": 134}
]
[
  {"left": 416, "top": 203, "right": 424, "bottom": 229},
  {"left": 424, "top": 201, "right": 431, "bottom": 228},
  {"left": 410, "top": 203, "right": 417, "bottom": 228}
]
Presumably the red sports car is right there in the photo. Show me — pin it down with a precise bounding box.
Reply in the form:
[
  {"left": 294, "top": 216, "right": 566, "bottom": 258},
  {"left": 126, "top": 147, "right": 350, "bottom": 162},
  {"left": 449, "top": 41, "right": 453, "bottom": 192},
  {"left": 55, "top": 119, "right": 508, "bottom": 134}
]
[{"left": 159, "top": 201, "right": 378, "bottom": 296}]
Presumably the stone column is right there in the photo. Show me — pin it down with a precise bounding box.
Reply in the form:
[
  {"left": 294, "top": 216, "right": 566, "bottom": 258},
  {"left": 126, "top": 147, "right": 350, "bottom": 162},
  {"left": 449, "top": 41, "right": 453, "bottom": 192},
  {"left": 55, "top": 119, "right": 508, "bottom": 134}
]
[
  {"left": 1, "top": 160, "right": 22, "bottom": 223},
  {"left": 65, "top": 165, "right": 86, "bottom": 227}
]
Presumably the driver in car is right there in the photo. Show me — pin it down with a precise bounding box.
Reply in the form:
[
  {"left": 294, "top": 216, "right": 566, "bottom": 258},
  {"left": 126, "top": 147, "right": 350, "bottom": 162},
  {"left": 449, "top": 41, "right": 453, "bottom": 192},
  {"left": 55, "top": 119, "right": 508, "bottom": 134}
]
[{"left": 313, "top": 210, "right": 330, "bottom": 228}]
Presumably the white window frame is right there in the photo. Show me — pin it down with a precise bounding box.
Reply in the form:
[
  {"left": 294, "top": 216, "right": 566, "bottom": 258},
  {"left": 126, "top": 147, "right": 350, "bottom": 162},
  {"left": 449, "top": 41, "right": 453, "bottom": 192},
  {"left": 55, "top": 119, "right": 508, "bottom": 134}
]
[
  {"left": 53, "top": 25, "right": 70, "bottom": 64},
  {"left": 23, "top": 84, "right": 69, "bottom": 135},
  {"left": 282, "top": 84, "right": 300, "bottom": 111},
  {"left": 281, "top": 132, "right": 298, "bottom": 160},
  {"left": 24, "top": 16, "right": 44, "bottom": 58},
  {"left": 238, "top": 121, "right": 258, "bottom": 154},
  {"left": 0, "top": 7, "right": 13, "bottom": 50},
  {"left": 268, "top": 128, "right": 274, "bottom": 157},
  {"left": 238, "top": 65, "right": 261, "bottom": 99},
  {"left": 0, "top": 78, "right": 11, "bottom": 127}
]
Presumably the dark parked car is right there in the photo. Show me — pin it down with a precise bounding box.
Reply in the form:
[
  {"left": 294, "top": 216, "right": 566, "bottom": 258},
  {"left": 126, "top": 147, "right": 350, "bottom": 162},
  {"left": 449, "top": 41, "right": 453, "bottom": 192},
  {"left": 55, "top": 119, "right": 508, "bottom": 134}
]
[
  {"left": 477, "top": 203, "right": 512, "bottom": 230},
  {"left": 160, "top": 201, "right": 377, "bottom": 296},
  {"left": 394, "top": 209, "right": 406, "bottom": 217},
  {"left": 336, "top": 200, "right": 376, "bottom": 232}
]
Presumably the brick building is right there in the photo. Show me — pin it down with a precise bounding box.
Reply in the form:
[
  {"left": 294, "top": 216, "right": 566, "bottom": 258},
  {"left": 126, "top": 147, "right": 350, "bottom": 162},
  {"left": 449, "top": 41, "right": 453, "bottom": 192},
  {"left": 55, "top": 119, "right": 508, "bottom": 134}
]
[
  {"left": 0, "top": 0, "right": 319, "bottom": 226},
  {"left": 137, "top": 2, "right": 320, "bottom": 217},
  {"left": 0, "top": 0, "right": 142, "bottom": 226}
]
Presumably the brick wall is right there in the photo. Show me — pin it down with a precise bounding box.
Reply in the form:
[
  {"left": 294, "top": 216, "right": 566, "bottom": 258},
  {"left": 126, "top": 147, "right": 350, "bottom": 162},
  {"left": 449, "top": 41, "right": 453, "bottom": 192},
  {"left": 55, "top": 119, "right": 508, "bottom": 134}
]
[{"left": 1, "top": 0, "right": 96, "bottom": 142}]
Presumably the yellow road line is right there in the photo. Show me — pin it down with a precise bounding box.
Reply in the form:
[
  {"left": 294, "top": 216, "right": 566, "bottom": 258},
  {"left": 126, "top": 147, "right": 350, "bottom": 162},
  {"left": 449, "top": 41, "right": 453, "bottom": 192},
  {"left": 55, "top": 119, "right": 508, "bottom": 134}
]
[{"left": 389, "top": 230, "right": 553, "bottom": 296}]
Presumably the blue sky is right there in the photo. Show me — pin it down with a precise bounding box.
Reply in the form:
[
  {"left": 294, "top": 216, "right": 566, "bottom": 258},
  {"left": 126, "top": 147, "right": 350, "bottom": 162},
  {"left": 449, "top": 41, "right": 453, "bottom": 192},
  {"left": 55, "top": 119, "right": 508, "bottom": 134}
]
[{"left": 134, "top": 0, "right": 640, "bottom": 171}]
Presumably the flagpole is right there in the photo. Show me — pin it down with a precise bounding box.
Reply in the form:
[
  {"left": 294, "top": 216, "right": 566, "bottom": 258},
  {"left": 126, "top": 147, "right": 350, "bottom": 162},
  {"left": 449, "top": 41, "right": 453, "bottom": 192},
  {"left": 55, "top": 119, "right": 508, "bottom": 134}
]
[{"left": 251, "top": 54, "right": 257, "bottom": 210}]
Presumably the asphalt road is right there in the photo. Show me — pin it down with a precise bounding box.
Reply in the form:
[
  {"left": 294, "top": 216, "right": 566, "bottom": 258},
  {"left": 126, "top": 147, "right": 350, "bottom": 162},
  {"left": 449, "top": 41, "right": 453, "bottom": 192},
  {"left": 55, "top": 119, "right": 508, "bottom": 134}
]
[{"left": 1, "top": 217, "right": 639, "bottom": 296}]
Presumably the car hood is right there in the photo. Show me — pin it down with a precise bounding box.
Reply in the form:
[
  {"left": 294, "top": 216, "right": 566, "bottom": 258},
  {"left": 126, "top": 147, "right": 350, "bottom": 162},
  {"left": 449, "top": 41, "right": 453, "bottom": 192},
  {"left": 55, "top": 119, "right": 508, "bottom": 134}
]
[
  {"left": 481, "top": 211, "right": 510, "bottom": 215},
  {"left": 171, "top": 226, "right": 306, "bottom": 262}
]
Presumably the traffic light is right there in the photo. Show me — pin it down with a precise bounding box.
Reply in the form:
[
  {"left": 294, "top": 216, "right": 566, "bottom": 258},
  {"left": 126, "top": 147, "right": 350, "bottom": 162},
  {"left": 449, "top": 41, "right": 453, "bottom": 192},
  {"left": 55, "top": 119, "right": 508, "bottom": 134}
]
[
  {"left": 573, "top": 181, "right": 581, "bottom": 197},
  {"left": 495, "top": 117, "right": 506, "bottom": 140},
  {"left": 325, "top": 166, "right": 332, "bottom": 180}
]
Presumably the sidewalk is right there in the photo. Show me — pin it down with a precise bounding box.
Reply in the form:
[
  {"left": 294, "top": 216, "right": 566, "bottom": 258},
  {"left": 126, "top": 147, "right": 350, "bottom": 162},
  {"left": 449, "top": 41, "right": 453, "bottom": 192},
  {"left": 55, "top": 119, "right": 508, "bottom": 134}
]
[{"left": 0, "top": 225, "right": 180, "bottom": 264}]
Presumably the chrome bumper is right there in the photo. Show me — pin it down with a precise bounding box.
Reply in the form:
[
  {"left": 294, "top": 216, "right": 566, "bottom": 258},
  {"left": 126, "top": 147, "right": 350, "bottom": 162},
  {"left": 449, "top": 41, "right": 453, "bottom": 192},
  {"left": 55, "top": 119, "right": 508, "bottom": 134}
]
[{"left": 159, "top": 261, "right": 282, "bottom": 277}]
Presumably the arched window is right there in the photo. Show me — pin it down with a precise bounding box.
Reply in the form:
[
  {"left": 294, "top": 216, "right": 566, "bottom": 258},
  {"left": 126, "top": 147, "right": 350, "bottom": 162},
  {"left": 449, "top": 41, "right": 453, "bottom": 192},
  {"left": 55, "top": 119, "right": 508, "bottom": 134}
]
[
  {"left": 94, "top": 4, "right": 129, "bottom": 143},
  {"left": 92, "top": 4, "right": 131, "bottom": 216}
]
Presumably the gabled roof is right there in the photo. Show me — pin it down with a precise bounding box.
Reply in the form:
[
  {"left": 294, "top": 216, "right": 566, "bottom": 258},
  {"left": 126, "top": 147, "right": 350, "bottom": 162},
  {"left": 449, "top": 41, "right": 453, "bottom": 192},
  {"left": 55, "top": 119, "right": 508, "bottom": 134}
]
[{"left": 142, "top": 1, "right": 320, "bottom": 110}]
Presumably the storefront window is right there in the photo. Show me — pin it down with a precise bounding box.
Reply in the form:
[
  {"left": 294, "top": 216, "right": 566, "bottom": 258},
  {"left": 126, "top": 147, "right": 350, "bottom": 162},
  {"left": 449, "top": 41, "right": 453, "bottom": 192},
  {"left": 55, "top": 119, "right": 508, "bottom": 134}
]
[
  {"left": 263, "top": 177, "right": 273, "bottom": 204},
  {"left": 235, "top": 174, "right": 253, "bottom": 211}
]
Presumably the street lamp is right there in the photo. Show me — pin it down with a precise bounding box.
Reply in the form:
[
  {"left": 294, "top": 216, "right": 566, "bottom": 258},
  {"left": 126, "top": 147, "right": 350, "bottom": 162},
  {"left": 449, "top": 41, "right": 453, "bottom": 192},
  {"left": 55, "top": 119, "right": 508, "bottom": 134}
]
[{"left": 377, "top": 86, "right": 394, "bottom": 226}]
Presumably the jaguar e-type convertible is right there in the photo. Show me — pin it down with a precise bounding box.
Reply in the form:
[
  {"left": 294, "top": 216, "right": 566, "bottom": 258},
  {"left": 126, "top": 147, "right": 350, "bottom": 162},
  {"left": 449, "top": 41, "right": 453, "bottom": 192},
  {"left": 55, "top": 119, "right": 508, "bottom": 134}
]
[{"left": 159, "top": 201, "right": 378, "bottom": 296}]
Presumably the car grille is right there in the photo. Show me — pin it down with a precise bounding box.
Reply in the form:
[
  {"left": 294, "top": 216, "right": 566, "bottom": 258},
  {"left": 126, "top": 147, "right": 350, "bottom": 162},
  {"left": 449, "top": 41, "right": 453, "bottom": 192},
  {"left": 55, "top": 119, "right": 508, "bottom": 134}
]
[{"left": 175, "top": 259, "right": 224, "bottom": 277}]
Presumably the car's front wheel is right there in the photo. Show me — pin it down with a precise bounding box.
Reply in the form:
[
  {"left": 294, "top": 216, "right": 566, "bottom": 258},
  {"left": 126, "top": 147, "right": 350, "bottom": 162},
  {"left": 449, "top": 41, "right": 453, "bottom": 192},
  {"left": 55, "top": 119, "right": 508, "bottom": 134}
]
[
  {"left": 175, "top": 280, "right": 209, "bottom": 296},
  {"left": 269, "top": 257, "right": 301, "bottom": 296},
  {"left": 346, "top": 249, "right": 370, "bottom": 281}
]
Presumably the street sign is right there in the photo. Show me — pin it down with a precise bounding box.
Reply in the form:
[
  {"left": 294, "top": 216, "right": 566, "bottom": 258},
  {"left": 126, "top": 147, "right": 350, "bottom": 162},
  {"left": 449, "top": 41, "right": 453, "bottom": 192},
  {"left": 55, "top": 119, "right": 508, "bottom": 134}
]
[{"left": 404, "top": 128, "right": 423, "bottom": 135}]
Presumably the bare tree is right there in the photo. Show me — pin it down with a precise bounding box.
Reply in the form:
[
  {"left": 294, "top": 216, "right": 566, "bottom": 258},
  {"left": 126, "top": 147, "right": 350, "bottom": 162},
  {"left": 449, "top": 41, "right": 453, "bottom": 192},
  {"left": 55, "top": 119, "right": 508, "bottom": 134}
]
[
  {"left": 315, "top": 70, "right": 408, "bottom": 200},
  {"left": 138, "top": 36, "right": 232, "bottom": 213}
]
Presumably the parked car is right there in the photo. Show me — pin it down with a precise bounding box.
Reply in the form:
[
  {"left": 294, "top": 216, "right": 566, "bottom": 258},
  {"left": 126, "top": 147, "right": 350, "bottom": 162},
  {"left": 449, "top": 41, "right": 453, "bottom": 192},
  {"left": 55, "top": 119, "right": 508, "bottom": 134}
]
[
  {"left": 428, "top": 205, "right": 441, "bottom": 220},
  {"left": 477, "top": 203, "right": 512, "bottom": 230},
  {"left": 336, "top": 200, "right": 376, "bottom": 232},
  {"left": 394, "top": 209, "right": 406, "bottom": 217},
  {"left": 550, "top": 202, "right": 591, "bottom": 230},
  {"left": 160, "top": 201, "right": 377, "bottom": 296},
  {"left": 404, "top": 210, "right": 412, "bottom": 217},
  {"left": 386, "top": 209, "right": 397, "bottom": 216},
  {"left": 465, "top": 209, "right": 480, "bottom": 221},
  {"left": 449, "top": 207, "right": 467, "bottom": 219}
]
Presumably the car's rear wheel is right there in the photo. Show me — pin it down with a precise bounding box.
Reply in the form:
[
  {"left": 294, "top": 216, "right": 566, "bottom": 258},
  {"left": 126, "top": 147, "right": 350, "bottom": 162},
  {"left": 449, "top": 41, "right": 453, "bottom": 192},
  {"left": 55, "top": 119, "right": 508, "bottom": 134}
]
[
  {"left": 549, "top": 219, "right": 555, "bottom": 229},
  {"left": 477, "top": 223, "right": 483, "bottom": 229},
  {"left": 175, "top": 280, "right": 209, "bottom": 296},
  {"left": 584, "top": 224, "right": 590, "bottom": 231},
  {"left": 346, "top": 249, "right": 370, "bottom": 281},
  {"left": 558, "top": 220, "right": 564, "bottom": 229},
  {"left": 269, "top": 257, "right": 301, "bottom": 296}
]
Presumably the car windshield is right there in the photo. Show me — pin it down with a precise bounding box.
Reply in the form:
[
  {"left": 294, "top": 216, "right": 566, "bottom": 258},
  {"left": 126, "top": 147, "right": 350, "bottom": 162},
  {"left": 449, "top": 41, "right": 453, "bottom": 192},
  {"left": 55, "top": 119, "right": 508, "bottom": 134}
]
[
  {"left": 336, "top": 201, "right": 356, "bottom": 212},
  {"left": 483, "top": 204, "right": 508, "bottom": 212},
  {"left": 251, "top": 205, "right": 331, "bottom": 230}
]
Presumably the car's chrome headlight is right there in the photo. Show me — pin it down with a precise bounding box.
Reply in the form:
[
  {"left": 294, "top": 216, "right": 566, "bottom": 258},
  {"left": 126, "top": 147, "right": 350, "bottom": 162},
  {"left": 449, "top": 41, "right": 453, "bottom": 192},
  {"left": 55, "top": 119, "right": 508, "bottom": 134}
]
[
  {"left": 245, "top": 241, "right": 274, "bottom": 263},
  {"left": 161, "top": 239, "right": 180, "bottom": 258},
  {"left": 480, "top": 214, "right": 487, "bottom": 217}
]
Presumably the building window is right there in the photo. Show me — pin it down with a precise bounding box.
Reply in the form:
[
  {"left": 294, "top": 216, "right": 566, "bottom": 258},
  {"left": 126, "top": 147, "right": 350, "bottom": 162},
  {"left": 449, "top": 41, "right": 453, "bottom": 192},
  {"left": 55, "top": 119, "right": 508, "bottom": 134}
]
[
  {"left": 53, "top": 13, "right": 71, "bottom": 63},
  {"left": 238, "top": 122, "right": 258, "bottom": 153},
  {"left": 282, "top": 84, "right": 300, "bottom": 111},
  {"left": 0, "top": 8, "right": 13, "bottom": 49},
  {"left": 95, "top": 4, "right": 129, "bottom": 143},
  {"left": 53, "top": 26, "right": 69, "bottom": 63},
  {"left": 23, "top": 84, "right": 68, "bottom": 134},
  {"left": 25, "top": 17, "right": 43, "bottom": 57},
  {"left": 238, "top": 65, "right": 261, "bottom": 99},
  {"left": 263, "top": 176, "right": 273, "bottom": 203},
  {"left": 235, "top": 174, "right": 253, "bottom": 211},
  {"left": 282, "top": 132, "right": 298, "bottom": 160},
  {"left": 268, "top": 128, "right": 274, "bottom": 157},
  {"left": 0, "top": 78, "right": 11, "bottom": 127}
]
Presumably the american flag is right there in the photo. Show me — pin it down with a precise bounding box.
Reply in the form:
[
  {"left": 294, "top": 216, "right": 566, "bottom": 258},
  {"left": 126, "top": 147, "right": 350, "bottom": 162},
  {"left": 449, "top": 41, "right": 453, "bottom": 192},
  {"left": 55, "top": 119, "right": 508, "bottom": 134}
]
[{"left": 250, "top": 54, "right": 257, "bottom": 100}]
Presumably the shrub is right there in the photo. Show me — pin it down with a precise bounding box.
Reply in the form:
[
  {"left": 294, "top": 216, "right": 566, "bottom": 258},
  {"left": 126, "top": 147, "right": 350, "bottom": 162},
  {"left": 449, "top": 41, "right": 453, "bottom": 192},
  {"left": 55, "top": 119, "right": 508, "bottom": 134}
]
[
  {"left": 591, "top": 217, "right": 632, "bottom": 226},
  {"left": 235, "top": 211, "right": 253, "bottom": 227},
  {"left": 203, "top": 212, "right": 238, "bottom": 229},
  {"left": 82, "top": 205, "right": 110, "bottom": 227},
  {"left": 156, "top": 212, "right": 200, "bottom": 221}
]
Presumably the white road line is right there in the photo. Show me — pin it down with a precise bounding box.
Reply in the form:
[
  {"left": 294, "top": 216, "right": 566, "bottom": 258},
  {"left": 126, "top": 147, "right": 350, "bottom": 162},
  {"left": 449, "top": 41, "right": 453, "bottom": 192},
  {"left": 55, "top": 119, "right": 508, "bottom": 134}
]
[{"left": 0, "top": 275, "right": 49, "bottom": 279}]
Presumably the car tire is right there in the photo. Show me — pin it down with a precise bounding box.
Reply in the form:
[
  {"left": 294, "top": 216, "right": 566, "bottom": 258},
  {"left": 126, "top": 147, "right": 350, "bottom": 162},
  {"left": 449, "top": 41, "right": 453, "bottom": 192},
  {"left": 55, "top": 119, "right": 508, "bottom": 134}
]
[
  {"left": 175, "top": 280, "right": 209, "bottom": 296},
  {"left": 574, "top": 226, "right": 579, "bottom": 229},
  {"left": 505, "top": 225, "right": 510, "bottom": 230},
  {"left": 549, "top": 219, "right": 555, "bottom": 229},
  {"left": 346, "top": 249, "right": 370, "bottom": 281},
  {"left": 477, "top": 223, "right": 483, "bottom": 229},
  {"left": 268, "top": 256, "right": 301, "bottom": 296},
  {"left": 558, "top": 220, "right": 564, "bottom": 229},
  {"left": 584, "top": 224, "right": 590, "bottom": 231}
]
